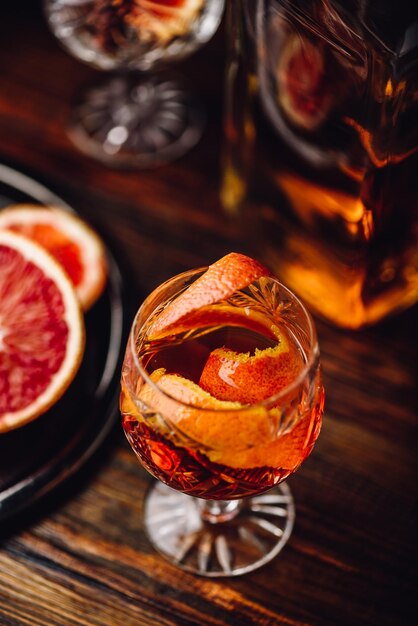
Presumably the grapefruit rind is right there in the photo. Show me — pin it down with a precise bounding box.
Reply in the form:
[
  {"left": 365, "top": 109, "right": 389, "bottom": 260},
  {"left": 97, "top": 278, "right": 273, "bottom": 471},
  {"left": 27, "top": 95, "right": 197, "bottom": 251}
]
[
  {"left": 147, "top": 253, "right": 272, "bottom": 340},
  {"left": 0, "top": 204, "right": 107, "bottom": 310},
  {"left": 199, "top": 329, "right": 304, "bottom": 404},
  {"left": 138, "top": 368, "right": 278, "bottom": 453},
  {"left": 144, "top": 304, "right": 282, "bottom": 350},
  {"left": 136, "top": 367, "right": 321, "bottom": 470},
  {"left": 0, "top": 231, "right": 85, "bottom": 433}
]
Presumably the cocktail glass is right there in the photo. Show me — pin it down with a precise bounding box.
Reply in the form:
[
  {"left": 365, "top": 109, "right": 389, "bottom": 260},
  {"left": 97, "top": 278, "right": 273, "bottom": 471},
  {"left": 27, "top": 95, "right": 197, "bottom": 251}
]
[
  {"left": 121, "top": 256, "right": 324, "bottom": 576},
  {"left": 44, "top": 0, "right": 224, "bottom": 167}
]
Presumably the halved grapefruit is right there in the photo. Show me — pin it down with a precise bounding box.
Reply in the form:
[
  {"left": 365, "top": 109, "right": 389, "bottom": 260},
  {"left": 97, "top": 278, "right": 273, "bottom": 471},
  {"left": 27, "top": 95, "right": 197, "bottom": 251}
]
[
  {"left": 0, "top": 231, "right": 85, "bottom": 433},
  {"left": 147, "top": 252, "right": 272, "bottom": 340},
  {"left": 0, "top": 205, "right": 107, "bottom": 310}
]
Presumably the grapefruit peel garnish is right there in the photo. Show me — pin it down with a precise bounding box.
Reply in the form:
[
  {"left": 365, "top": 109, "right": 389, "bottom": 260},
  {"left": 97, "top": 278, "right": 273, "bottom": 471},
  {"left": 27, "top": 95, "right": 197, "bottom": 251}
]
[
  {"left": 0, "top": 231, "right": 85, "bottom": 433},
  {"left": 145, "top": 304, "right": 282, "bottom": 352},
  {"left": 137, "top": 367, "right": 317, "bottom": 470},
  {"left": 146, "top": 253, "right": 272, "bottom": 341},
  {"left": 138, "top": 367, "right": 279, "bottom": 453},
  {"left": 136, "top": 252, "right": 316, "bottom": 468},
  {"left": 199, "top": 328, "right": 304, "bottom": 405},
  {"left": 0, "top": 204, "right": 107, "bottom": 310}
]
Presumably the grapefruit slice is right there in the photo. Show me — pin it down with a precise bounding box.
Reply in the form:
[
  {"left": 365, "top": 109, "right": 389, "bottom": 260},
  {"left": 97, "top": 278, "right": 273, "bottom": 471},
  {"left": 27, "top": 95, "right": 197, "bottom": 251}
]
[
  {"left": 199, "top": 329, "right": 304, "bottom": 404},
  {"left": 147, "top": 253, "right": 272, "bottom": 340},
  {"left": 0, "top": 205, "right": 107, "bottom": 310},
  {"left": 129, "top": 0, "right": 204, "bottom": 44},
  {"left": 0, "top": 231, "right": 85, "bottom": 433}
]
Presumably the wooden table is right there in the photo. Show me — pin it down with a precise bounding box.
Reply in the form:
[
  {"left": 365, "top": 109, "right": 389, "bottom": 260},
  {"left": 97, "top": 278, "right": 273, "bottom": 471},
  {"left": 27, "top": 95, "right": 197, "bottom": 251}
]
[{"left": 0, "top": 3, "right": 417, "bottom": 625}]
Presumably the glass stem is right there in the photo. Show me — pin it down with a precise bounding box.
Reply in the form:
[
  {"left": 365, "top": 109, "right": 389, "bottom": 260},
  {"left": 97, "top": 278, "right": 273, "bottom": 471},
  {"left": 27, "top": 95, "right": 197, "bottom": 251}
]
[{"left": 198, "top": 499, "right": 243, "bottom": 524}]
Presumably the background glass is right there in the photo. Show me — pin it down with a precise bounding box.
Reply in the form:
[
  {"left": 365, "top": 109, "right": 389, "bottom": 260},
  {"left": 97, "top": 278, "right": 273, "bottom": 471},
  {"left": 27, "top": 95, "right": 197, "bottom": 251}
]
[{"left": 45, "top": 0, "right": 225, "bottom": 167}]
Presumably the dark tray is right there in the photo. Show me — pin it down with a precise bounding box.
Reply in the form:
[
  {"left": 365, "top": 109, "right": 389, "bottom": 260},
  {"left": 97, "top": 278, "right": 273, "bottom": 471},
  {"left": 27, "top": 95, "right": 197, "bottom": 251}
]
[{"left": 0, "top": 163, "right": 129, "bottom": 521}]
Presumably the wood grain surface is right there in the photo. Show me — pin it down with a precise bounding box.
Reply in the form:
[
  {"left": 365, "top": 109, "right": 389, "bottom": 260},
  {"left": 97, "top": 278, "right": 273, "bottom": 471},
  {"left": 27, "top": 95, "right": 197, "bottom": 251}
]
[{"left": 0, "top": 2, "right": 417, "bottom": 625}]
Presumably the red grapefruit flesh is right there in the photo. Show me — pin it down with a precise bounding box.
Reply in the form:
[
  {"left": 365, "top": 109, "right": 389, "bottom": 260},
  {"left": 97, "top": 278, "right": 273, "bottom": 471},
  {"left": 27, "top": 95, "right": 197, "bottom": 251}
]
[
  {"left": 0, "top": 231, "right": 85, "bottom": 432},
  {"left": 0, "top": 205, "right": 107, "bottom": 310},
  {"left": 147, "top": 253, "right": 272, "bottom": 340}
]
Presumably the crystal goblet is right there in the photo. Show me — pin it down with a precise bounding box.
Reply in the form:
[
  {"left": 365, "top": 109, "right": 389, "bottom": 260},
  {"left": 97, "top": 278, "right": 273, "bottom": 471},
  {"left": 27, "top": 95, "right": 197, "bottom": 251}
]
[{"left": 121, "top": 258, "right": 324, "bottom": 576}]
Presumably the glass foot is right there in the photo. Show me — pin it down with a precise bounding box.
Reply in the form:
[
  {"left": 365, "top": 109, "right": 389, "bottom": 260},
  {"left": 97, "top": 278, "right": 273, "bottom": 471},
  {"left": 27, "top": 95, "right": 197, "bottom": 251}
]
[
  {"left": 144, "top": 482, "right": 295, "bottom": 577},
  {"left": 69, "top": 73, "right": 205, "bottom": 168}
]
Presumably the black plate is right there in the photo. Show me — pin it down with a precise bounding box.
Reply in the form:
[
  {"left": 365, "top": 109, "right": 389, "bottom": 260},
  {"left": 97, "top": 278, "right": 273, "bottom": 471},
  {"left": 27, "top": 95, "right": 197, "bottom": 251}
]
[{"left": 0, "top": 164, "right": 129, "bottom": 521}]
